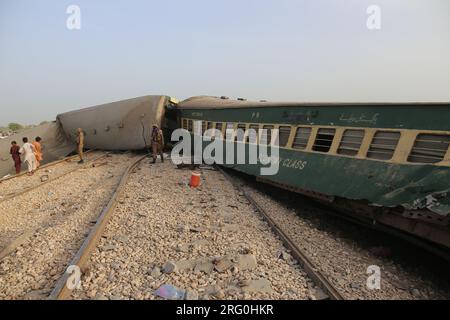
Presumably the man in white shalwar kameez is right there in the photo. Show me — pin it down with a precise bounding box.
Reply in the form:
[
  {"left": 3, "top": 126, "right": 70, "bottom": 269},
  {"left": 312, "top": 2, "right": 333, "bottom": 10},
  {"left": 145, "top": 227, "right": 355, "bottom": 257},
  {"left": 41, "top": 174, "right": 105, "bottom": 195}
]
[{"left": 20, "top": 137, "right": 37, "bottom": 175}]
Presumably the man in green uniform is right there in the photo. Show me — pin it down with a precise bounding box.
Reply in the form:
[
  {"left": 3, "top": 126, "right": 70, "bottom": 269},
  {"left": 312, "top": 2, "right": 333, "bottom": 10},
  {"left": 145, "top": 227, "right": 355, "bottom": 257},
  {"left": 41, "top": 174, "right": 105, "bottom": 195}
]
[{"left": 151, "top": 124, "right": 164, "bottom": 164}]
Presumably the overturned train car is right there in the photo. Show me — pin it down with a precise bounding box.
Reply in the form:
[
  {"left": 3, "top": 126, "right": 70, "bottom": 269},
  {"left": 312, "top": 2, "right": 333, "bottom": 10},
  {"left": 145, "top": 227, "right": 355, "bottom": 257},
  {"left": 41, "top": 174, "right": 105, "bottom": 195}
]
[
  {"left": 2, "top": 94, "right": 449, "bottom": 255},
  {"left": 57, "top": 95, "right": 177, "bottom": 151},
  {"left": 174, "top": 96, "right": 450, "bottom": 252},
  {"left": 1, "top": 95, "right": 175, "bottom": 178}
]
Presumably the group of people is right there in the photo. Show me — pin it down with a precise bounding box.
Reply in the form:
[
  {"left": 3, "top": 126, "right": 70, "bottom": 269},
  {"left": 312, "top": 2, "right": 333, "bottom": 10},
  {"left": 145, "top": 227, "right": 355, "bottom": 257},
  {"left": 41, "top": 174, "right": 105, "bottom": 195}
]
[
  {"left": 10, "top": 137, "right": 43, "bottom": 176},
  {"left": 8, "top": 125, "right": 162, "bottom": 176}
]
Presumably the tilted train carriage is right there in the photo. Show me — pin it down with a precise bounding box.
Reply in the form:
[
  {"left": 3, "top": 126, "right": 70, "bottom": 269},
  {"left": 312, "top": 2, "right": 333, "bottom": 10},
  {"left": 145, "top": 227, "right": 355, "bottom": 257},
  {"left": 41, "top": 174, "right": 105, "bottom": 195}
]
[
  {"left": 1, "top": 95, "right": 177, "bottom": 177},
  {"left": 171, "top": 96, "right": 450, "bottom": 251},
  {"left": 3, "top": 94, "right": 448, "bottom": 254},
  {"left": 57, "top": 95, "right": 177, "bottom": 151}
]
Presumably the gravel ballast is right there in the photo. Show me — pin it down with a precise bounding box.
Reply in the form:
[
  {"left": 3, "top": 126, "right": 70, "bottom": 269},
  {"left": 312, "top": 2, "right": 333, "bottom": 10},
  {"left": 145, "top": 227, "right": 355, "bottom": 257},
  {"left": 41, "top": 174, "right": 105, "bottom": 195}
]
[
  {"left": 71, "top": 162, "right": 313, "bottom": 300},
  {"left": 0, "top": 153, "right": 139, "bottom": 300}
]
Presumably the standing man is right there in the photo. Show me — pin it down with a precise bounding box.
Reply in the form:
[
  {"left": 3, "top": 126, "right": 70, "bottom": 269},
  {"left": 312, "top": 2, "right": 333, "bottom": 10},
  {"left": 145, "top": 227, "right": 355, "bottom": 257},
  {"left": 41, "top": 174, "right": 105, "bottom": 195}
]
[
  {"left": 32, "top": 137, "right": 43, "bottom": 168},
  {"left": 19, "top": 137, "right": 37, "bottom": 175},
  {"left": 76, "top": 128, "right": 84, "bottom": 164},
  {"left": 10, "top": 141, "right": 21, "bottom": 174},
  {"left": 151, "top": 124, "right": 164, "bottom": 164}
]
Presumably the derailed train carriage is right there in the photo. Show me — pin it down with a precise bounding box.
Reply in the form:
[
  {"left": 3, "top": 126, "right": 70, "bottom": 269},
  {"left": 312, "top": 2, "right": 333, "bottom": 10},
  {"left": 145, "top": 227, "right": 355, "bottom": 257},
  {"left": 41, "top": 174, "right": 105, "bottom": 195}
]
[
  {"left": 0, "top": 95, "right": 176, "bottom": 177},
  {"left": 57, "top": 95, "right": 178, "bottom": 150},
  {"left": 171, "top": 96, "right": 450, "bottom": 252},
  {"left": 1, "top": 94, "right": 449, "bottom": 255}
]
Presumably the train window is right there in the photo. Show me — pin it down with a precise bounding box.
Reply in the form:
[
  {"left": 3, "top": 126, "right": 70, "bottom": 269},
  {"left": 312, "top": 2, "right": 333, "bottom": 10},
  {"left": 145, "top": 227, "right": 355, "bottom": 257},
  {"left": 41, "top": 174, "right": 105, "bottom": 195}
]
[
  {"left": 313, "top": 128, "right": 336, "bottom": 153},
  {"left": 202, "top": 121, "right": 207, "bottom": 135},
  {"left": 236, "top": 124, "right": 246, "bottom": 142},
  {"left": 261, "top": 125, "right": 274, "bottom": 145},
  {"left": 247, "top": 124, "right": 259, "bottom": 144},
  {"left": 408, "top": 134, "right": 450, "bottom": 164},
  {"left": 292, "top": 127, "right": 312, "bottom": 150},
  {"left": 276, "top": 126, "right": 292, "bottom": 147},
  {"left": 203, "top": 121, "right": 213, "bottom": 136},
  {"left": 367, "top": 131, "right": 400, "bottom": 160},
  {"left": 226, "top": 122, "right": 235, "bottom": 140},
  {"left": 215, "top": 122, "right": 223, "bottom": 138},
  {"left": 188, "top": 120, "right": 193, "bottom": 132},
  {"left": 338, "top": 129, "right": 365, "bottom": 156}
]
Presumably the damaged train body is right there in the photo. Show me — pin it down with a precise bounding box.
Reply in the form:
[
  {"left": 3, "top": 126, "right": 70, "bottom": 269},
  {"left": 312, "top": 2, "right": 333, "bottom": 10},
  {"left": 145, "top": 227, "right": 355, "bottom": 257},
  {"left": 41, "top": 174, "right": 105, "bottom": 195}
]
[
  {"left": 57, "top": 95, "right": 175, "bottom": 151},
  {"left": 1, "top": 94, "right": 449, "bottom": 252},
  {"left": 0, "top": 95, "right": 175, "bottom": 178},
  {"left": 176, "top": 96, "right": 450, "bottom": 250}
]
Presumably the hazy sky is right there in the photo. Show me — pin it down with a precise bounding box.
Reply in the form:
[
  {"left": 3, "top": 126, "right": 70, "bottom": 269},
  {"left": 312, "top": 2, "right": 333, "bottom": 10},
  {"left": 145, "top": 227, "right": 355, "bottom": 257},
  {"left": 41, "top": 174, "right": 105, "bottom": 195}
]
[{"left": 1, "top": 0, "right": 449, "bottom": 126}]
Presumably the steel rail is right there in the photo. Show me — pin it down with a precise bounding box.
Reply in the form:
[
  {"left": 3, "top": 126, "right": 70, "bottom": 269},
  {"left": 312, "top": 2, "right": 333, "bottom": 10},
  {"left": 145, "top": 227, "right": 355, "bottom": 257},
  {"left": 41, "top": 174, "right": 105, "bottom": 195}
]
[
  {"left": 218, "top": 167, "right": 345, "bottom": 301},
  {"left": 0, "top": 150, "right": 96, "bottom": 183},
  {"left": 48, "top": 154, "right": 148, "bottom": 300},
  {"left": 0, "top": 152, "right": 109, "bottom": 204}
]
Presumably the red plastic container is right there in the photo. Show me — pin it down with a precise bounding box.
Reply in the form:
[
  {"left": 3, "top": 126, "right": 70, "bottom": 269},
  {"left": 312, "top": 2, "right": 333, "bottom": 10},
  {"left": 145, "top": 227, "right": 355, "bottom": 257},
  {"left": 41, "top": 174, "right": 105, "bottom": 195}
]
[{"left": 190, "top": 172, "right": 201, "bottom": 188}]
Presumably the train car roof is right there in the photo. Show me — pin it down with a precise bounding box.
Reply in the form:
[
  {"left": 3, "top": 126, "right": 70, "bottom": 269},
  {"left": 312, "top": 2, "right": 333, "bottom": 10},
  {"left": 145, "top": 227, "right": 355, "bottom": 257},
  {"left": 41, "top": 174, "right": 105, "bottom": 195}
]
[
  {"left": 178, "top": 96, "right": 450, "bottom": 109},
  {"left": 58, "top": 95, "right": 172, "bottom": 116}
]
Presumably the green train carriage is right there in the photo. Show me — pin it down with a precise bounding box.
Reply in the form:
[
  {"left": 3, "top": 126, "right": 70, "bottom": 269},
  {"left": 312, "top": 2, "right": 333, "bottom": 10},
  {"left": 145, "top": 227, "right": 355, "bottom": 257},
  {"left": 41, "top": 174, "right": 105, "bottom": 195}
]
[{"left": 168, "top": 96, "right": 450, "bottom": 251}]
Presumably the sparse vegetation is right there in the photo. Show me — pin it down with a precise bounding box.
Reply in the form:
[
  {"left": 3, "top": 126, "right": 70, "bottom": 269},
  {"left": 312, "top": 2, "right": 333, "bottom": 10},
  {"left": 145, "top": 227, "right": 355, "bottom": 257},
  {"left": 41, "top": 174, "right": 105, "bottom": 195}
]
[
  {"left": 0, "top": 121, "right": 48, "bottom": 138},
  {"left": 8, "top": 123, "right": 23, "bottom": 132}
]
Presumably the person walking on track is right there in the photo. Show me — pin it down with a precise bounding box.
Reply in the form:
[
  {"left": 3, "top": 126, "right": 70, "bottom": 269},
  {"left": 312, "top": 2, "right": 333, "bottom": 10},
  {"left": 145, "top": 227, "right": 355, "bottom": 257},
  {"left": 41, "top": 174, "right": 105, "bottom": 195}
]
[
  {"left": 32, "top": 136, "right": 43, "bottom": 168},
  {"left": 151, "top": 124, "right": 164, "bottom": 164},
  {"left": 10, "top": 141, "right": 21, "bottom": 175},
  {"left": 19, "top": 137, "right": 37, "bottom": 176}
]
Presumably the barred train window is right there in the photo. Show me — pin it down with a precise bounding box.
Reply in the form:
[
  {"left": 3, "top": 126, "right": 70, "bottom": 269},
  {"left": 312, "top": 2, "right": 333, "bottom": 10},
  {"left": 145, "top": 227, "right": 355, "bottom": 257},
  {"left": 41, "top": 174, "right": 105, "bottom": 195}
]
[
  {"left": 338, "top": 129, "right": 365, "bottom": 156},
  {"left": 276, "top": 126, "right": 292, "bottom": 147},
  {"left": 367, "top": 131, "right": 400, "bottom": 160},
  {"left": 247, "top": 124, "right": 259, "bottom": 144},
  {"left": 188, "top": 120, "right": 193, "bottom": 132},
  {"left": 293, "top": 127, "right": 312, "bottom": 150},
  {"left": 313, "top": 128, "right": 336, "bottom": 153},
  {"left": 261, "top": 125, "right": 274, "bottom": 145},
  {"left": 215, "top": 122, "right": 223, "bottom": 137},
  {"left": 226, "top": 123, "right": 234, "bottom": 140},
  {"left": 408, "top": 134, "right": 450, "bottom": 164},
  {"left": 203, "top": 122, "right": 213, "bottom": 137},
  {"left": 182, "top": 119, "right": 188, "bottom": 130},
  {"left": 236, "top": 124, "right": 246, "bottom": 142}
]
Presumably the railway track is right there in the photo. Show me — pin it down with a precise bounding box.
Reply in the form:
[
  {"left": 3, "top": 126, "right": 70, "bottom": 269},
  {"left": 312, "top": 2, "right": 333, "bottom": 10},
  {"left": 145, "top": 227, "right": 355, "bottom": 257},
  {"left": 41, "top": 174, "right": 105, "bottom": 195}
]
[
  {"left": 53, "top": 161, "right": 314, "bottom": 300},
  {"left": 49, "top": 154, "right": 148, "bottom": 300},
  {"left": 221, "top": 168, "right": 450, "bottom": 300},
  {"left": 218, "top": 168, "right": 344, "bottom": 301},
  {"left": 0, "top": 150, "right": 108, "bottom": 202},
  {"left": 0, "top": 153, "right": 146, "bottom": 300},
  {"left": 0, "top": 150, "right": 94, "bottom": 182},
  {"left": 3, "top": 156, "right": 446, "bottom": 300}
]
